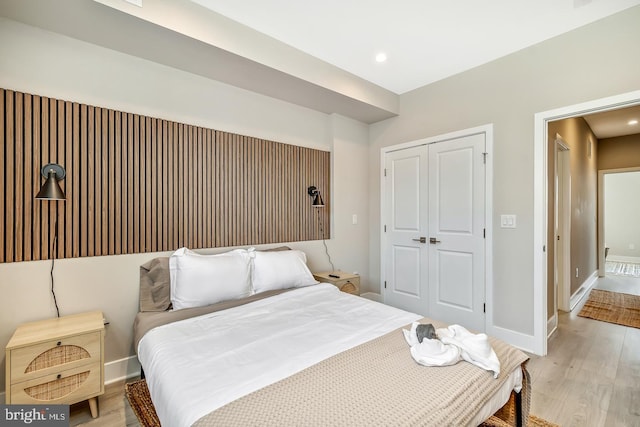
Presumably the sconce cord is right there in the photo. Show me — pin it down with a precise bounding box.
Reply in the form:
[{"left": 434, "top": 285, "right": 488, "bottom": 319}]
[
  {"left": 51, "top": 218, "right": 61, "bottom": 318},
  {"left": 317, "top": 209, "right": 335, "bottom": 271}
]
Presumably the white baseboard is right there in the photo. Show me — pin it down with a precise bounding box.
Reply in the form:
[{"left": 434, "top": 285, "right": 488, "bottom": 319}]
[
  {"left": 360, "top": 292, "right": 382, "bottom": 302},
  {"left": 486, "top": 324, "right": 537, "bottom": 355},
  {"left": 105, "top": 355, "right": 141, "bottom": 384},
  {"left": 607, "top": 255, "right": 640, "bottom": 264},
  {"left": 370, "top": 292, "right": 540, "bottom": 354},
  {"left": 569, "top": 270, "right": 598, "bottom": 311}
]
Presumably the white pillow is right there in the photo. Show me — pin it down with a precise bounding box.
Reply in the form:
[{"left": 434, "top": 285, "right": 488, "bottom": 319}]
[
  {"left": 169, "top": 247, "right": 252, "bottom": 310},
  {"left": 251, "top": 249, "right": 319, "bottom": 293}
]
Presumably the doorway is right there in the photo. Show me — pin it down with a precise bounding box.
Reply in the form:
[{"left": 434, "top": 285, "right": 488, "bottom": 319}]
[
  {"left": 381, "top": 125, "right": 492, "bottom": 332},
  {"left": 598, "top": 168, "right": 640, "bottom": 277},
  {"left": 534, "top": 89, "right": 640, "bottom": 355}
]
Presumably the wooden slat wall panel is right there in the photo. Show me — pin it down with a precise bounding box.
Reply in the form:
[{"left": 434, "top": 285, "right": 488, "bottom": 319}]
[
  {"left": 1, "top": 88, "right": 330, "bottom": 263},
  {"left": 0, "top": 90, "right": 5, "bottom": 263},
  {"left": 6, "top": 91, "right": 15, "bottom": 262}
]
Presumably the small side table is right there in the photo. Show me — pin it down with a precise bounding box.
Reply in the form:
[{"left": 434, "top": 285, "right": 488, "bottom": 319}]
[
  {"left": 5, "top": 311, "right": 105, "bottom": 418},
  {"left": 313, "top": 271, "right": 360, "bottom": 295}
]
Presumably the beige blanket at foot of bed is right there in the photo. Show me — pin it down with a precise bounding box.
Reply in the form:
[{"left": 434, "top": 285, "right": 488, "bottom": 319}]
[{"left": 194, "top": 319, "right": 529, "bottom": 427}]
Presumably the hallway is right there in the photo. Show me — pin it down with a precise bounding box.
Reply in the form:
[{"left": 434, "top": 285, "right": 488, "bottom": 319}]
[
  {"left": 527, "top": 274, "right": 640, "bottom": 426},
  {"left": 595, "top": 271, "right": 640, "bottom": 296}
]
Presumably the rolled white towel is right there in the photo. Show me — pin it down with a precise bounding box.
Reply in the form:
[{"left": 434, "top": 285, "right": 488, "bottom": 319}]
[
  {"left": 410, "top": 338, "right": 461, "bottom": 367},
  {"left": 403, "top": 322, "right": 460, "bottom": 367},
  {"left": 402, "top": 322, "right": 421, "bottom": 347},
  {"left": 437, "top": 324, "right": 501, "bottom": 378}
]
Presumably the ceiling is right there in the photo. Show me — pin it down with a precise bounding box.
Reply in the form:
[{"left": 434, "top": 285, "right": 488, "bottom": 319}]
[
  {"left": 191, "top": 0, "right": 640, "bottom": 94},
  {"left": 2, "top": 0, "right": 640, "bottom": 126},
  {"left": 583, "top": 105, "right": 640, "bottom": 139}
]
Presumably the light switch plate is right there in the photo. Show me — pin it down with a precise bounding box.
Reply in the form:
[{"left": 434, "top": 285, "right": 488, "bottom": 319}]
[{"left": 500, "top": 214, "right": 517, "bottom": 228}]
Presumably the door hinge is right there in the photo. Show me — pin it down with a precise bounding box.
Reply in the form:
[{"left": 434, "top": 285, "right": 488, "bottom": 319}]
[
  {"left": 483, "top": 303, "right": 486, "bottom": 313},
  {"left": 384, "top": 225, "right": 387, "bottom": 232},
  {"left": 483, "top": 228, "right": 486, "bottom": 238},
  {"left": 543, "top": 245, "right": 546, "bottom": 252},
  {"left": 482, "top": 152, "right": 488, "bottom": 164},
  {"left": 384, "top": 168, "right": 387, "bottom": 177},
  {"left": 384, "top": 281, "right": 387, "bottom": 289}
]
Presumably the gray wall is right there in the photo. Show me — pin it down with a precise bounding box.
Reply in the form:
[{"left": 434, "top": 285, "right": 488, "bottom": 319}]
[{"left": 369, "top": 6, "right": 640, "bottom": 336}]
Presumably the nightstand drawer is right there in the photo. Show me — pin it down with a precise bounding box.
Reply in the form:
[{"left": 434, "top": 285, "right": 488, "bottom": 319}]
[
  {"left": 331, "top": 278, "right": 356, "bottom": 288},
  {"left": 10, "top": 362, "right": 102, "bottom": 405},
  {"left": 334, "top": 279, "right": 359, "bottom": 295},
  {"left": 313, "top": 272, "right": 360, "bottom": 295},
  {"left": 10, "top": 331, "right": 101, "bottom": 383}
]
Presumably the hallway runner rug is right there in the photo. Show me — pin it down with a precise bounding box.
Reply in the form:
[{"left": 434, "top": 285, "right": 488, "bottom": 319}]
[
  {"left": 578, "top": 289, "right": 640, "bottom": 329},
  {"left": 125, "top": 379, "right": 559, "bottom": 427}
]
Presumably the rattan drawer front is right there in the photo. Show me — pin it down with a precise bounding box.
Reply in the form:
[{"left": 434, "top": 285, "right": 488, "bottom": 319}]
[
  {"left": 10, "top": 362, "right": 102, "bottom": 405},
  {"left": 10, "top": 332, "right": 101, "bottom": 383},
  {"left": 338, "top": 280, "right": 359, "bottom": 295},
  {"left": 313, "top": 272, "right": 361, "bottom": 295},
  {"left": 331, "top": 277, "right": 360, "bottom": 295},
  {"left": 332, "top": 278, "right": 355, "bottom": 288}
]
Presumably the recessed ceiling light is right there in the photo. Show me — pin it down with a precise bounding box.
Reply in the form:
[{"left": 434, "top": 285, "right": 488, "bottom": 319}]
[
  {"left": 375, "top": 52, "right": 387, "bottom": 63},
  {"left": 628, "top": 119, "right": 639, "bottom": 126}
]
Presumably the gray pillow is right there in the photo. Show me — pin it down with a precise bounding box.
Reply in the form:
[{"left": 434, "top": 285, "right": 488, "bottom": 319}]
[{"left": 139, "top": 257, "right": 171, "bottom": 312}]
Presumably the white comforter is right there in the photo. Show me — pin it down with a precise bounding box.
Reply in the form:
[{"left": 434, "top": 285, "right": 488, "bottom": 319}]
[{"left": 137, "top": 283, "right": 421, "bottom": 427}]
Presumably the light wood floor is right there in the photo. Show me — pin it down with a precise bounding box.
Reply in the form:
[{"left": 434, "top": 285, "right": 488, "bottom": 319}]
[
  {"left": 69, "top": 377, "right": 141, "bottom": 427},
  {"left": 70, "top": 274, "right": 640, "bottom": 427},
  {"left": 527, "top": 274, "right": 640, "bottom": 427}
]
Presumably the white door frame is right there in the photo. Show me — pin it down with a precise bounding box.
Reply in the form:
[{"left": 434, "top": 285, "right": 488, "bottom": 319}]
[
  {"left": 555, "top": 136, "right": 571, "bottom": 313},
  {"left": 380, "top": 124, "right": 493, "bottom": 329},
  {"left": 598, "top": 167, "right": 640, "bottom": 276},
  {"left": 533, "top": 90, "right": 640, "bottom": 356}
]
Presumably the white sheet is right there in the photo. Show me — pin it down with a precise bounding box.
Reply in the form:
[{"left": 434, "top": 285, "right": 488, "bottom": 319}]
[{"left": 138, "top": 283, "right": 421, "bottom": 427}]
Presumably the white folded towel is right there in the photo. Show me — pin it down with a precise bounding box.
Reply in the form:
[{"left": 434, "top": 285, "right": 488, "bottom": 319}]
[
  {"left": 403, "top": 322, "right": 501, "bottom": 377},
  {"left": 437, "top": 325, "right": 501, "bottom": 378},
  {"left": 402, "top": 322, "right": 422, "bottom": 347},
  {"left": 402, "top": 322, "right": 460, "bottom": 367}
]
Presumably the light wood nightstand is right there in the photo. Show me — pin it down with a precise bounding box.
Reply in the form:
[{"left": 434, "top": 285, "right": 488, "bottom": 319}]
[
  {"left": 313, "top": 271, "right": 360, "bottom": 295},
  {"left": 5, "top": 311, "right": 105, "bottom": 418}
]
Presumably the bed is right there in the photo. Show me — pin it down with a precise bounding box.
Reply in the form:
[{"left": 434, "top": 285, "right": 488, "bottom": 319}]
[{"left": 134, "top": 247, "right": 530, "bottom": 427}]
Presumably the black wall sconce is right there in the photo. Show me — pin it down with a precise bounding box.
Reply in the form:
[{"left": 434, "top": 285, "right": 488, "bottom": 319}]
[
  {"left": 307, "top": 186, "right": 324, "bottom": 208},
  {"left": 307, "top": 185, "right": 334, "bottom": 270},
  {"left": 35, "top": 163, "right": 66, "bottom": 318},
  {"left": 35, "top": 163, "right": 66, "bottom": 200}
]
